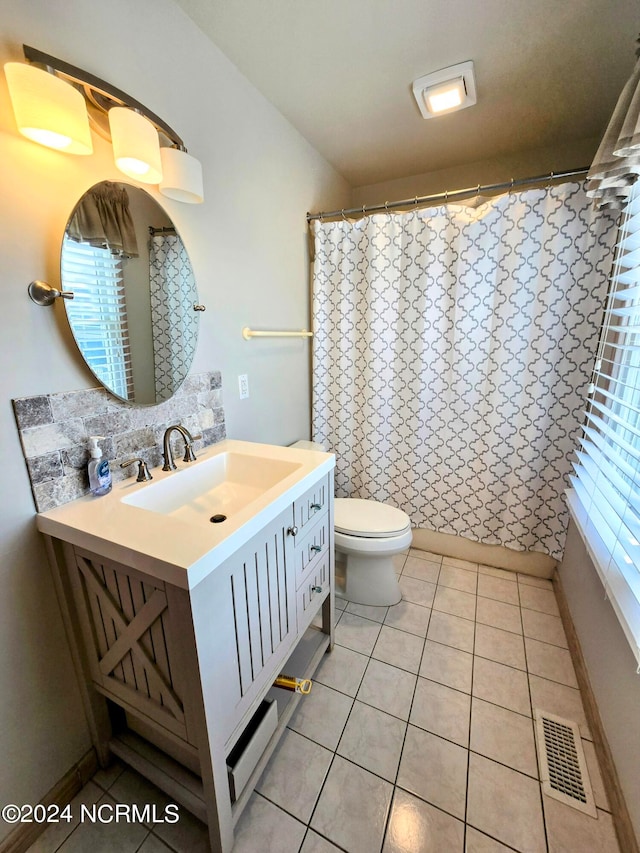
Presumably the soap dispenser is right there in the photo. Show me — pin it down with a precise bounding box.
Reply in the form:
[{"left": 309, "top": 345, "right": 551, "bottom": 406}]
[{"left": 88, "top": 436, "right": 112, "bottom": 496}]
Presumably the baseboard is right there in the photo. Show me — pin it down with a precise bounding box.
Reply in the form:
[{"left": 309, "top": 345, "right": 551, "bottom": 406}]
[
  {"left": 554, "top": 571, "right": 639, "bottom": 853},
  {"left": 0, "top": 749, "right": 98, "bottom": 853},
  {"left": 411, "top": 527, "right": 557, "bottom": 577}
]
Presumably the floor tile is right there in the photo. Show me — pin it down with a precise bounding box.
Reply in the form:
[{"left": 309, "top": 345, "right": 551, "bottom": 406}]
[
  {"left": 470, "top": 697, "right": 538, "bottom": 777},
  {"left": 357, "top": 658, "right": 417, "bottom": 720},
  {"left": 136, "top": 836, "right": 172, "bottom": 853},
  {"left": 409, "top": 548, "right": 443, "bottom": 563},
  {"left": 57, "top": 792, "right": 148, "bottom": 853},
  {"left": 384, "top": 600, "right": 431, "bottom": 637},
  {"left": 442, "top": 556, "right": 479, "bottom": 572},
  {"left": 465, "top": 826, "right": 517, "bottom": 851},
  {"left": 410, "top": 677, "right": 471, "bottom": 747},
  {"left": 517, "top": 573, "right": 554, "bottom": 590},
  {"left": 314, "top": 642, "right": 369, "bottom": 696},
  {"left": 475, "top": 596, "right": 522, "bottom": 634},
  {"left": 472, "top": 656, "right": 531, "bottom": 717},
  {"left": 543, "top": 797, "right": 620, "bottom": 852},
  {"left": 334, "top": 611, "right": 382, "bottom": 655},
  {"left": 27, "top": 782, "right": 103, "bottom": 853},
  {"left": 288, "top": 681, "right": 353, "bottom": 749},
  {"left": 525, "top": 637, "right": 578, "bottom": 688},
  {"left": 232, "top": 793, "right": 306, "bottom": 853},
  {"left": 477, "top": 573, "right": 519, "bottom": 605},
  {"left": 427, "top": 610, "right": 475, "bottom": 653},
  {"left": 337, "top": 700, "right": 407, "bottom": 781},
  {"left": 311, "top": 755, "right": 393, "bottom": 853},
  {"left": 528, "top": 674, "right": 591, "bottom": 739},
  {"left": 433, "top": 585, "right": 476, "bottom": 620},
  {"left": 92, "top": 760, "right": 125, "bottom": 791},
  {"left": 582, "top": 738, "right": 610, "bottom": 811},
  {"left": 420, "top": 639, "right": 472, "bottom": 693},
  {"left": 438, "top": 564, "right": 478, "bottom": 594},
  {"left": 397, "top": 726, "right": 468, "bottom": 820},
  {"left": 152, "top": 803, "right": 210, "bottom": 853},
  {"left": 109, "top": 768, "right": 172, "bottom": 826},
  {"left": 478, "top": 564, "right": 517, "bottom": 582},
  {"left": 300, "top": 829, "right": 344, "bottom": 852},
  {"left": 519, "top": 583, "right": 560, "bottom": 615},
  {"left": 334, "top": 595, "right": 347, "bottom": 611},
  {"left": 474, "top": 622, "right": 526, "bottom": 670},
  {"left": 382, "top": 788, "right": 464, "bottom": 852},
  {"left": 521, "top": 608, "right": 568, "bottom": 648},
  {"left": 399, "top": 575, "right": 436, "bottom": 607},
  {"left": 467, "top": 753, "right": 546, "bottom": 853},
  {"left": 402, "top": 555, "right": 441, "bottom": 583},
  {"left": 346, "top": 601, "right": 389, "bottom": 622},
  {"left": 373, "top": 625, "right": 425, "bottom": 673},
  {"left": 393, "top": 552, "right": 408, "bottom": 574},
  {"left": 256, "top": 728, "right": 332, "bottom": 822}
]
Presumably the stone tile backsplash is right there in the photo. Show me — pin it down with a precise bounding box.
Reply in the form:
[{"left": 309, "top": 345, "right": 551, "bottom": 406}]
[{"left": 13, "top": 370, "right": 226, "bottom": 512}]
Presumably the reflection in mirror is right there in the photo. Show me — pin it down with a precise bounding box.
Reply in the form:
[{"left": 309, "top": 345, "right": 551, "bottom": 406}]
[{"left": 61, "top": 181, "right": 200, "bottom": 405}]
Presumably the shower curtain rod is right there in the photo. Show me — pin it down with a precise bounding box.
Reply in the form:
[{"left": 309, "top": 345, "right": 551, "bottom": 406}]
[{"left": 306, "top": 167, "right": 590, "bottom": 222}]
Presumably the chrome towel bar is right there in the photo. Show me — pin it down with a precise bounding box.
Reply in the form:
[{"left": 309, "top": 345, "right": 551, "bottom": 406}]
[{"left": 242, "top": 327, "right": 313, "bottom": 339}]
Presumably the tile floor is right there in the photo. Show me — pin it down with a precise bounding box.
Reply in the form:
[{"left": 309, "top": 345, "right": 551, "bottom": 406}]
[{"left": 28, "top": 549, "right": 622, "bottom": 853}]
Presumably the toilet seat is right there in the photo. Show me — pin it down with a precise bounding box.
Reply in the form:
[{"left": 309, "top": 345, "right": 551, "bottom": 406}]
[{"left": 334, "top": 498, "right": 411, "bottom": 539}]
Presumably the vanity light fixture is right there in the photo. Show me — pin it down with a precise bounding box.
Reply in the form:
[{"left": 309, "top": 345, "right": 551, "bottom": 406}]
[
  {"left": 3, "top": 45, "right": 203, "bottom": 203},
  {"left": 4, "top": 61, "right": 93, "bottom": 154},
  {"left": 412, "top": 60, "right": 477, "bottom": 119},
  {"left": 109, "top": 106, "right": 163, "bottom": 184}
]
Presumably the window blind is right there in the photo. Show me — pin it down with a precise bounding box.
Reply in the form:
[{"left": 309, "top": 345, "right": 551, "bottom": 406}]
[
  {"left": 569, "top": 182, "right": 640, "bottom": 668},
  {"left": 61, "top": 238, "right": 134, "bottom": 401}
]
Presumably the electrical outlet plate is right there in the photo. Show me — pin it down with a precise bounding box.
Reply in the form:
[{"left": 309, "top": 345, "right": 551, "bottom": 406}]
[{"left": 238, "top": 374, "right": 249, "bottom": 399}]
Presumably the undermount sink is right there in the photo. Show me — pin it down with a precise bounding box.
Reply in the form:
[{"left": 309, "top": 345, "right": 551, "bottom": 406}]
[{"left": 122, "top": 451, "right": 302, "bottom": 523}]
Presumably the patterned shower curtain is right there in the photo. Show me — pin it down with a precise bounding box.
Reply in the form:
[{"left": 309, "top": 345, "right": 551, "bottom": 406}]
[
  {"left": 149, "top": 234, "right": 197, "bottom": 402},
  {"left": 312, "top": 182, "right": 617, "bottom": 559}
]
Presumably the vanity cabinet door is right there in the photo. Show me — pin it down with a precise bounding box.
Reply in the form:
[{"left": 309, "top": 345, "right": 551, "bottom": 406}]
[{"left": 190, "top": 505, "right": 297, "bottom": 748}]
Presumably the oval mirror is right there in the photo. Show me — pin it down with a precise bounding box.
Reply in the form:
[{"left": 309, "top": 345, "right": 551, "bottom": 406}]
[{"left": 60, "top": 180, "right": 200, "bottom": 405}]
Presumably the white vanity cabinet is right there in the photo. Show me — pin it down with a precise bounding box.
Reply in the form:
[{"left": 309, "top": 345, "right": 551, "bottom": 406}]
[{"left": 38, "top": 442, "right": 335, "bottom": 853}]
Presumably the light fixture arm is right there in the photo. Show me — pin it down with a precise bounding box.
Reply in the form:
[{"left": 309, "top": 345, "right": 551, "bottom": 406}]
[{"left": 22, "top": 44, "right": 185, "bottom": 149}]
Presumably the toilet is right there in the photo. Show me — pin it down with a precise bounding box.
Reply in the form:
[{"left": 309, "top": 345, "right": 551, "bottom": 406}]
[{"left": 291, "top": 441, "right": 412, "bottom": 606}]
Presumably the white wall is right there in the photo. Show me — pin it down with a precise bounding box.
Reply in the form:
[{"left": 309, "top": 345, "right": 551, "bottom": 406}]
[
  {"left": 559, "top": 520, "right": 640, "bottom": 842},
  {"left": 0, "top": 0, "right": 349, "bottom": 839}
]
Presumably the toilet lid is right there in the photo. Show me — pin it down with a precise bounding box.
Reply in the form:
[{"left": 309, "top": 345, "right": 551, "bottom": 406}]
[{"left": 334, "top": 498, "right": 411, "bottom": 538}]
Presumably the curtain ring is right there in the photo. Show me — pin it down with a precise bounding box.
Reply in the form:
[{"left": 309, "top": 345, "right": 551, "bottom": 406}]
[
  {"left": 341, "top": 209, "right": 347, "bottom": 221},
  {"left": 414, "top": 196, "right": 418, "bottom": 207},
  {"left": 362, "top": 205, "right": 366, "bottom": 215},
  {"left": 510, "top": 177, "right": 515, "bottom": 193},
  {"left": 319, "top": 211, "right": 324, "bottom": 222},
  {"left": 384, "top": 200, "right": 389, "bottom": 212}
]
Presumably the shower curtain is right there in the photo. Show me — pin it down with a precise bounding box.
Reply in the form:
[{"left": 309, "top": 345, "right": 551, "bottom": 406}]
[
  {"left": 312, "top": 183, "right": 617, "bottom": 559},
  {"left": 149, "top": 234, "right": 197, "bottom": 401}
]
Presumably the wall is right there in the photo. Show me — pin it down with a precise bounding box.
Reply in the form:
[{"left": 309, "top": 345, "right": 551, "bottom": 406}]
[
  {"left": 351, "top": 136, "right": 600, "bottom": 207},
  {"left": 559, "top": 519, "right": 640, "bottom": 842},
  {"left": 0, "top": 0, "right": 350, "bottom": 841}
]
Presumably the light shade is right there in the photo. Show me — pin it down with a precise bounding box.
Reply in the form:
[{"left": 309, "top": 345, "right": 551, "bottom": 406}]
[
  {"left": 412, "top": 61, "right": 477, "bottom": 120},
  {"left": 424, "top": 78, "right": 465, "bottom": 115},
  {"left": 159, "top": 148, "right": 204, "bottom": 204},
  {"left": 4, "top": 62, "right": 92, "bottom": 154},
  {"left": 109, "top": 107, "right": 162, "bottom": 184}
]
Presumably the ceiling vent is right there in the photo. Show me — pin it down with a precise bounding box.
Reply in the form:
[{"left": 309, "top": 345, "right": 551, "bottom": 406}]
[{"left": 412, "top": 60, "right": 476, "bottom": 119}]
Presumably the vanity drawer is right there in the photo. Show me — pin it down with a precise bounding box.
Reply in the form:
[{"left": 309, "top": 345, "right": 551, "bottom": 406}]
[
  {"left": 294, "top": 514, "right": 329, "bottom": 588},
  {"left": 296, "top": 556, "right": 330, "bottom": 634},
  {"left": 292, "top": 475, "right": 329, "bottom": 535}
]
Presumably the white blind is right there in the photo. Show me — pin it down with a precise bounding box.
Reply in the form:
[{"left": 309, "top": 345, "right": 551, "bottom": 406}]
[
  {"left": 62, "top": 238, "right": 134, "bottom": 401},
  {"left": 569, "top": 182, "right": 640, "bottom": 668}
]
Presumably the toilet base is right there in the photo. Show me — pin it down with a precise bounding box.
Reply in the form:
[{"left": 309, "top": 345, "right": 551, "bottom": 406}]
[{"left": 337, "top": 550, "right": 402, "bottom": 607}]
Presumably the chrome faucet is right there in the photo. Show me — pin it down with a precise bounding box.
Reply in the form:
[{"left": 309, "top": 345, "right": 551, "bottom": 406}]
[{"left": 162, "top": 425, "right": 202, "bottom": 471}]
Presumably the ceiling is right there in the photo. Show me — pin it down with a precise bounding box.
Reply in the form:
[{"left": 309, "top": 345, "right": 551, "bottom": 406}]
[{"left": 174, "top": 0, "right": 639, "bottom": 189}]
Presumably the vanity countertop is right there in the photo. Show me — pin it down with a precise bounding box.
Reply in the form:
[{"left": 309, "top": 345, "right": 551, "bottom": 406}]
[{"left": 36, "top": 439, "right": 334, "bottom": 590}]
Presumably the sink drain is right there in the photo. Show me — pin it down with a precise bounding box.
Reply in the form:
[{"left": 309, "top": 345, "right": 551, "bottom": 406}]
[{"left": 210, "top": 514, "right": 227, "bottom": 524}]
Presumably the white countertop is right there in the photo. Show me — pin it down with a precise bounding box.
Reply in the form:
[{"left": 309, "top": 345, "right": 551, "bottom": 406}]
[{"left": 36, "top": 439, "right": 334, "bottom": 590}]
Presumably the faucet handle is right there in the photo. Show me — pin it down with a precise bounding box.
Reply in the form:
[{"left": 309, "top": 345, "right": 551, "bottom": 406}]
[
  {"left": 121, "top": 458, "right": 153, "bottom": 482},
  {"left": 183, "top": 432, "right": 202, "bottom": 462}
]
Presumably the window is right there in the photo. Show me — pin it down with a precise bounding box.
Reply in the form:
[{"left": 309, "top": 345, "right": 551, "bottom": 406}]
[
  {"left": 569, "top": 182, "right": 640, "bottom": 668},
  {"left": 61, "top": 237, "right": 134, "bottom": 401}
]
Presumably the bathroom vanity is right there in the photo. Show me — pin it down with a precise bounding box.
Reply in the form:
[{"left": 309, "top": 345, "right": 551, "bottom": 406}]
[{"left": 36, "top": 440, "right": 335, "bottom": 853}]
